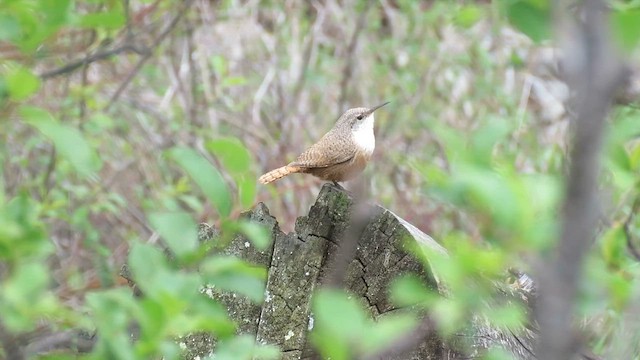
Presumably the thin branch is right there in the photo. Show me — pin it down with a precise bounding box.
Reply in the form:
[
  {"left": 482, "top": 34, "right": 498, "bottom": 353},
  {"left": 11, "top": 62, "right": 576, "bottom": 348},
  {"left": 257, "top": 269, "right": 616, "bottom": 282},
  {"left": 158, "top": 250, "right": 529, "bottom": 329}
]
[
  {"left": 23, "top": 330, "right": 96, "bottom": 356},
  {"left": 535, "top": 1, "right": 629, "bottom": 359},
  {"left": 39, "top": 44, "right": 148, "bottom": 79},
  {"left": 106, "top": 0, "right": 196, "bottom": 110}
]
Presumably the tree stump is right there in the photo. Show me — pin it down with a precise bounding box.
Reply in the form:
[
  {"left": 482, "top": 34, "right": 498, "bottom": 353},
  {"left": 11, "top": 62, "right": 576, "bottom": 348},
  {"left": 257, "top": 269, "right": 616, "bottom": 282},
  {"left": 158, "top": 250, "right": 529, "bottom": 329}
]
[{"left": 187, "top": 183, "right": 537, "bottom": 360}]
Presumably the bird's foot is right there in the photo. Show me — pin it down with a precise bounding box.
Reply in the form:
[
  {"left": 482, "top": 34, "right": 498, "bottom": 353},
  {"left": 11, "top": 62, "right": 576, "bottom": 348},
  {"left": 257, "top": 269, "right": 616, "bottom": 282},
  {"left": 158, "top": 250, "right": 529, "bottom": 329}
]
[{"left": 331, "top": 181, "right": 346, "bottom": 191}]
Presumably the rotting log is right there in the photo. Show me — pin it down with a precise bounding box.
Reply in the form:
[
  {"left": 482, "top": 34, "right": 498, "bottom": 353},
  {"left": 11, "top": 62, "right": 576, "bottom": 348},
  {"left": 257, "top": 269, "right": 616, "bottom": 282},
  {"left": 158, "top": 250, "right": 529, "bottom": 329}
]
[{"left": 176, "top": 183, "right": 539, "bottom": 360}]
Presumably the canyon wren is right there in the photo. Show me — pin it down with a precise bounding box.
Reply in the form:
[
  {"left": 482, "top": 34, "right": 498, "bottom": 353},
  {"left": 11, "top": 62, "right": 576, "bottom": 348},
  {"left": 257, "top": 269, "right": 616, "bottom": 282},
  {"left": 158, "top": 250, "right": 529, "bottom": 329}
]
[{"left": 259, "top": 102, "right": 389, "bottom": 185}]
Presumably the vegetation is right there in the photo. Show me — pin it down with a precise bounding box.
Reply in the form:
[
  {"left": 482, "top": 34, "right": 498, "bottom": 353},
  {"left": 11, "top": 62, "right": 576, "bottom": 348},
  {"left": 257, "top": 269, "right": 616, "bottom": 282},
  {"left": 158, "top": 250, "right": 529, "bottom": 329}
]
[{"left": 0, "top": 0, "right": 639, "bottom": 359}]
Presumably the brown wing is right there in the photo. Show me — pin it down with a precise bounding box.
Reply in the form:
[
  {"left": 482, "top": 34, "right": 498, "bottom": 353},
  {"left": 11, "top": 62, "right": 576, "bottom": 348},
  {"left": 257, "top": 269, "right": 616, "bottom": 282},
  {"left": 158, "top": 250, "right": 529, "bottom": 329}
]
[{"left": 290, "top": 131, "right": 355, "bottom": 169}]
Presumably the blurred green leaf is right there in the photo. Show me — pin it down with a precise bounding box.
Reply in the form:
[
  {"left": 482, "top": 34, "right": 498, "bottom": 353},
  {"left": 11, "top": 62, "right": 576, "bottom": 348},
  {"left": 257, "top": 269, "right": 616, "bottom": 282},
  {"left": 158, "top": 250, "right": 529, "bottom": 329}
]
[
  {"left": 311, "top": 289, "right": 367, "bottom": 359},
  {"left": 608, "top": 272, "right": 632, "bottom": 311},
  {"left": 506, "top": 1, "right": 551, "bottom": 43},
  {"left": 168, "top": 147, "right": 232, "bottom": 217},
  {"left": 210, "top": 55, "right": 228, "bottom": 76},
  {"left": 455, "top": 5, "right": 482, "bottom": 28},
  {"left": 77, "top": 11, "right": 125, "bottom": 29},
  {"left": 600, "top": 226, "right": 627, "bottom": 270},
  {"left": 611, "top": 10, "right": 640, "bottom": 51},
  {"left": 21, "top": 106, "right": 101, "bottom": 177},
  {"left": 238, "top": 175, "right": 257, "bottom": 208},
  {"left": 128, "top": 242, "right": 170, "bottom": 284},
  {"left": 86, "top": 288, "right": 139, "bottom": 359},
  {"left": 483, "top": 303, "right": 525, "bottom": 329},
  {"left": 148, "top": 212, "right": 198, "bottom": 257},
  {"left": 221, "top": 76, "right": 248, "bottom": 87},
  {"left": 431, "top": 298, "right": 465, "bottom": 335},
  {"left": 210, "top": 334, "right": 280, "bottom": 360},
  {"left": 362, "top": 313, "right": 418, "bottom": 354},
  {"left": 6, "top": 67, "right": 40, "bottom": 100},
  {"left": 390, "top": 274, "right": 434, "bottom": 307},
  {"left": 206, "top": 138, "right": 253, "bottom": 174},
  {"left": 0, "top": 262, "right": 56, "bottom": 331},
  {"left": 0, "top": 194, "right": 50, "bottom": 261},
  {"left": 228, "top": 220, "right": 271, "bottom": 250},
  {"left": 0, "top": 14, "right": 20, "bottom": 42},
  {"left": 200, "top": 256, "right": 266, "bottom": 302}
]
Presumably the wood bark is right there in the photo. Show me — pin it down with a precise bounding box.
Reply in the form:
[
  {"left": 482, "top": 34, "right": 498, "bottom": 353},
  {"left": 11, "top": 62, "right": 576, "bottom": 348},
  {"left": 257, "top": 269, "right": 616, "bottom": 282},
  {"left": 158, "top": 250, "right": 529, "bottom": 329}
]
[{"left": 185, "top": 184, "right": 539, "bottom": 359}]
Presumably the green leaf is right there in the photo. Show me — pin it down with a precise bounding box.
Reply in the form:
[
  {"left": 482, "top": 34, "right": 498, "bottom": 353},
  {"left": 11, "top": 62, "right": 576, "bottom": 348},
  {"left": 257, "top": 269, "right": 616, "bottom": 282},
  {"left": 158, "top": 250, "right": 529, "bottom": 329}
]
[
  {"left": 210, "top": 55, "right": 227, "bottom": 76},
  {"left": 238, "top": 175, "right": 257, "bottom": 208},
  {"left": 86, "top": 288, "right": 139, "bottom": 360},
  {"left": 167, "top": 147, "right": 232, "bottom": 217},
  {"left": 128, "top": 242, "right": 169, "bottom": 285},
  {"left": 611, "top": 10, "right": 640, "bottom": 51},
  {"left": 390, "top": 274, "right": 434, "bottom": 307},
  {"left": 77, "top": 11, "right": 125, "bottom": 29},
  {"left": 200, "top": 256, "right": 266, "bottom": 302},
  {"left": 206, "top": 138, "right": 252, "bottom": 174},
  {"left": 21, "top": 106, "right": 101, "bottom": 177},
  {"left": 506, "top": 1, "right": 551, "bottom": 43},
  {"left": 209, "top": 335, "right": 280, "bottom": 360},
  {"left": 454, "top": 5, "right": 482, "bottom": 28},
  {"left": 6, "top": 67, "right": 40, "bottom": 100},
  {"left": 0, "top": 15, "right": 20, "bottom": 42},
  {"left": 362, "top": 313, "right": 419, "bottom": 355},
  {"left": 484, "top": 303, "right": 526, "bottom": 329},
  {"left": 148, "top": 212, "right": 198, "bottom": 257},
  {"left": 234, "top": 220, "right": 271, "bottom": 250},
  {"left": 1, "top": 263, "right": 51, "bottom": 331},
  {"left": 310, "top": 290, "right": 355, "bottom": 360}
]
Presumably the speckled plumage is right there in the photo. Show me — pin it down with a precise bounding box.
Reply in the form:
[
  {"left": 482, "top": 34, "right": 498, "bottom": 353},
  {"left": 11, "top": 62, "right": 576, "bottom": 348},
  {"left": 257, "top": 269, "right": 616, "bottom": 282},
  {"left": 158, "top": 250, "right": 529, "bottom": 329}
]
[{"left": 259, "top": 103, "right": 388, "bottom": 184}]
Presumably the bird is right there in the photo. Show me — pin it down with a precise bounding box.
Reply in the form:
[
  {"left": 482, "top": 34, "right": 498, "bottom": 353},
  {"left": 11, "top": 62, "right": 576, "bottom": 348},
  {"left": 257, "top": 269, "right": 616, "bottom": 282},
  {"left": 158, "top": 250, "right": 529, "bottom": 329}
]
[{"left": 259, "top": 102, "right": 389, "bottom": 185}]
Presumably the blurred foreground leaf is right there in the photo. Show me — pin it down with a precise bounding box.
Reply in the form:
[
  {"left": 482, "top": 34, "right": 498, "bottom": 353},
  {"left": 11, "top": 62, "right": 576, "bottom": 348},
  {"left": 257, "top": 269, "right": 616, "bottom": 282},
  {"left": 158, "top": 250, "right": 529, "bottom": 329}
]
[
  {"left": 21, "top": 106, "right": 101, "bottom": 177},
  {"left": 168, "top": 147, "right": 232, "bottom": 217},
  {"left": 206, "top": 138, "right": 257, "bottom": 208},
  {"left": 505, "top": 0, "right": 551, "bottom": 43},
  {"left": 210, "top": 334, "right": 280, "bottom": 360},
  {"left": 311, "top": 289, "right": 418, "bottom": 360},
  {"left": 200, "top": 255, "right": 267, "bottom": 303},
  {"left": 148, "top": 211, "right": 198, "bottom": 257},
  {"left": 5, "top": 66, "right": 40, "bottom": 100}
]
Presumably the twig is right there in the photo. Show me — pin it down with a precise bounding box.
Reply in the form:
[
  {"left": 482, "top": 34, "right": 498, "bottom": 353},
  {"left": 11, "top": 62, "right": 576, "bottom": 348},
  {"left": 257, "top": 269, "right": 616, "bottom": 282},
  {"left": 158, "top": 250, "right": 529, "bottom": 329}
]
[
  {"left": 23, "top": 330, "right": 96, "bottom": 355},
  {"left": 535, "top": 1, "right": 629, "bottom": 359},
  {"left": 106, "top": 0, "right": 196, "bottom": 110},
  {"left": 39, "top": 44, "right": 148, "bottom": 79}
]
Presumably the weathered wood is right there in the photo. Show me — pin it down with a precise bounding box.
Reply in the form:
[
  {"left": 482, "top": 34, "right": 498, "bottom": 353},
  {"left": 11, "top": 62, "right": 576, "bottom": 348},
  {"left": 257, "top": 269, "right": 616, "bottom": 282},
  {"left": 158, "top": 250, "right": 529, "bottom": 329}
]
[{"left": 182, "top": 183, "right": 539, "bottom": 359}]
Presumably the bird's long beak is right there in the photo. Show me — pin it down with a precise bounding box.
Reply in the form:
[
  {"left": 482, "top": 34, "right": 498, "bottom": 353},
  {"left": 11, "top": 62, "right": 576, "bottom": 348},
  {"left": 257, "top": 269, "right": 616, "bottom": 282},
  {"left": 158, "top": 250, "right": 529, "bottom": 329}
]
[{"left": 366, "top": 101, "right": 390, "bottom": 115}]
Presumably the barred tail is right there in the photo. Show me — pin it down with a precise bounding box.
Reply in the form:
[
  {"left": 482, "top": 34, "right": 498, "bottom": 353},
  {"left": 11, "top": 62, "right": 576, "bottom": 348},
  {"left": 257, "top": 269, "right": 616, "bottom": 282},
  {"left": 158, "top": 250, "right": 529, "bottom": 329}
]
[{"left": 258, "top": 165, "right": 301, "bottom": 184}]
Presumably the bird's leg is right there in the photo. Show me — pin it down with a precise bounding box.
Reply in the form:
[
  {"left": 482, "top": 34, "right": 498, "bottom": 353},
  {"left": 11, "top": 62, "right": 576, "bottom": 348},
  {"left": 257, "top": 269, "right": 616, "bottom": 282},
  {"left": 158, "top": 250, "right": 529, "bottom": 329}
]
[{"left": 332, "top": 181, "right": 345, "bottom": 190}]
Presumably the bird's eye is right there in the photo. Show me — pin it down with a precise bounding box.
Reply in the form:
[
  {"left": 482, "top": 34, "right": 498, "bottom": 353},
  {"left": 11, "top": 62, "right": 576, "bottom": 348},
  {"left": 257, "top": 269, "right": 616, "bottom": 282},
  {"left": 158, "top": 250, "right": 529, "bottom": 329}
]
[{"left": 356, "top": 114, "right": 363, "bottom": 120}]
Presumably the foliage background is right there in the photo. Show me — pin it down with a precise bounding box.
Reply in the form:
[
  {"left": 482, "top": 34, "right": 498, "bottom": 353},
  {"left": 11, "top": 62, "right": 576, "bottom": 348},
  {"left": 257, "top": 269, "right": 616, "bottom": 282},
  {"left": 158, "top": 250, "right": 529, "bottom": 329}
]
[{"left": 1, "top": 0, "right": 639, "bottom": 359}]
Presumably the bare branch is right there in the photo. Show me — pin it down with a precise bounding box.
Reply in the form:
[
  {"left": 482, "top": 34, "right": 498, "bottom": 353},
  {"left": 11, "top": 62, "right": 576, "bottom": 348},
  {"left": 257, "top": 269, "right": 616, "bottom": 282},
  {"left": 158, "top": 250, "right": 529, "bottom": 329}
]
[
  {"left": 39, "top": 44, "right": 148, "bottom": 79},
  {"left": 535, "top": 0, "right": 630, "bottom": 359},
  {"left": 106, "top": 0, "right": 196, "bottom": 109}
]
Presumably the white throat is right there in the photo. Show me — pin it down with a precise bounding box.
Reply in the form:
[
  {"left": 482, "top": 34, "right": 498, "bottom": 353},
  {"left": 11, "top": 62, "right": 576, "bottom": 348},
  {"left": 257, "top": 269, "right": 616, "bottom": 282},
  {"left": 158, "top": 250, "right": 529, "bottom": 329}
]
[{"left": 352, "top": 114, "right": 375, "bottom": 154}]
